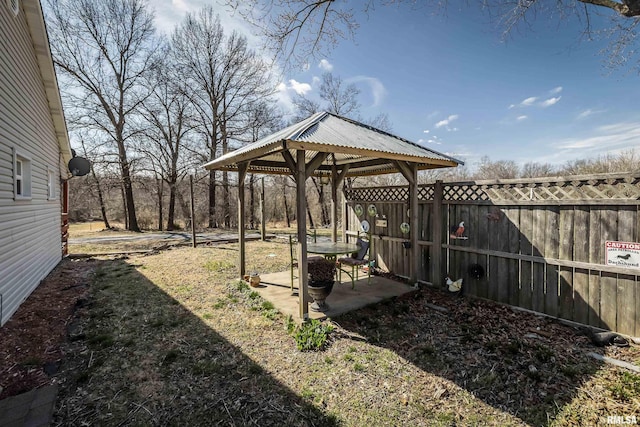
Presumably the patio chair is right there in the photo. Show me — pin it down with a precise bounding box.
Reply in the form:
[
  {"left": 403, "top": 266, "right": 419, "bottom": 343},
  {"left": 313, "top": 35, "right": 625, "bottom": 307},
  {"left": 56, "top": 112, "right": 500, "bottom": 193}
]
[{"left": 337, "top": 235, "right": 371, "bottom": 289}]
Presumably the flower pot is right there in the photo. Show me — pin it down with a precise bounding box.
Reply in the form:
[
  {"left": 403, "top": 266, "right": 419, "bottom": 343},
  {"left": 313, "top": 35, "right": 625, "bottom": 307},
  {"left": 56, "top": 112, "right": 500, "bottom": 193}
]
[{"left": 308, "top": 280, "right": 334, "bottom": 312}]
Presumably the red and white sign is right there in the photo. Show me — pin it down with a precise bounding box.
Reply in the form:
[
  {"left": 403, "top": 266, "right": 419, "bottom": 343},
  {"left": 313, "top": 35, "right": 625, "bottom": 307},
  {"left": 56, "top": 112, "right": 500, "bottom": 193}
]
[{"left": 605, "top": 241, "right": 640, "bottom": 268}]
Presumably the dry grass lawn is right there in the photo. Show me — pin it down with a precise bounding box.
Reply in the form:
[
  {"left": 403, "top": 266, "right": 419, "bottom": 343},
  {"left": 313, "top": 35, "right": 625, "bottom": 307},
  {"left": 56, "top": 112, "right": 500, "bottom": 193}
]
[{"left": 43, "top": 238, "right": 640, "bottom": 426}]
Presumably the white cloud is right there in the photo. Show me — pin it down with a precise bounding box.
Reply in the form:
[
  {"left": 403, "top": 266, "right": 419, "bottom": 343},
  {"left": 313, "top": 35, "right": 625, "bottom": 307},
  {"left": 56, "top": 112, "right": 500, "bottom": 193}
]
[
  {"left": 508, "top": 104, "right": 516, "bottom": 109},
  {"left": 423, "top": 130, "right": 430, "bottom": 134},
  {"left": 318, "top": 59, "right": 333, "bottom": 71},
  {"left": 549, "top": 86, "right": 563, "bottom": 95},
  {"left": 435, "top": 114, "right": 459, "bottom": 129},
  {"left": 517, "top": 115, "right": 528, "bottom": 121},
  {"left": 346, "top": 76, "right": 387, "bottom": 107},
  {"left": 541, "top": 96, "right": 561, "bottom": 107},
  {"left": 286, "top": 79, "right": 312, "bottom": 95},
  {"left": 427, "top": 111, "right": 440, "bottom": 120},
  {"left": 577, "top": 108, "right": 606, "bottom": 120},
  {"left": 311, "top": 76, "right": 321, "bottom": 86},
  {"left": 153, "top": 0, "right": 259, "bottom": 46},
  {"left": 538, "top": 121, "right": 640, "bottom": 163},
  {"left": 275, "top": 79, "right": 313, "bottom": 113},
  {"left": 418, "top": 136, "right": 441, "bottom": 145},
  {"left": 302, "top": 63, "right": 311, "bottom": 71},
  {"left": 521, "top": 97, "right": 538, "bottom": 106}
]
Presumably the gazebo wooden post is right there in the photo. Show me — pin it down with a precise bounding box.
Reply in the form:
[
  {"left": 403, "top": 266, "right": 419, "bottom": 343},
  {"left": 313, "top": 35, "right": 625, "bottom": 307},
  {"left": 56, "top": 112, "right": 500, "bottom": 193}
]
[
  {"left": 237, "top": 162, "right": 248, "bottom": 279},
  {"left": 331, "top": 164, "right": 350, "bottom": 243},
  {"left": 296, "top": 150, "right": 310, "bottom": 320},
  {"left": 260, "top": 177, "right": 266, "bottom": 241},
  {"left": 393, "top": 161, "right": 419, "bottom": 284},
  {"left": 331, "top": 165, "right": 338, "bottom": 243}
]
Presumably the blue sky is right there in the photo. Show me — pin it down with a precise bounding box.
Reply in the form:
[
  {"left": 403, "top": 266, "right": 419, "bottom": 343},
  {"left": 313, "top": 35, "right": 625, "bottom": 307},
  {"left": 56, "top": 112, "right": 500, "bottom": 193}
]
[{"left": 155, "top": 1, "right": 640, "bottom": 169}]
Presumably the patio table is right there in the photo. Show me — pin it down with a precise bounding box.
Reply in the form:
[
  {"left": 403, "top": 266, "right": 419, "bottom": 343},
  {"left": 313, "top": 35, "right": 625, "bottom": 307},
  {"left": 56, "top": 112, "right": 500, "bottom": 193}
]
[{"left": 307, "top": 242, "right": 360, "bottom": 262}]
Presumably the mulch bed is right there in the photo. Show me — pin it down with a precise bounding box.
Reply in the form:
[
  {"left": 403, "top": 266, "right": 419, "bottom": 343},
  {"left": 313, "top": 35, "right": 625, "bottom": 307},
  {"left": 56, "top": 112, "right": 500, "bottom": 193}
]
[{"left": 0, "top": 259, "right": 95, "bottom": 400}]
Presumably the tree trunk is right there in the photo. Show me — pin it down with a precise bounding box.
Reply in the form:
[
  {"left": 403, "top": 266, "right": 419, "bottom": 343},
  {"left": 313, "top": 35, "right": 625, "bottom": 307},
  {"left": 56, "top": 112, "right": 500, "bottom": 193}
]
[
  {"left": 306, "top": 204, "right": 315, "bottom": 229},
  {"left": 120, "top": 181, "right": 128, "bottom": 230},
  {"left": 116, "top": 135, "right": 140, "bottom": 231},
  {"left": 91, "top": 165, "right": 110, "bottom": 229},
  {"left": 312, "top": 177, "right": 329, "bottom": 226},
  {"left": 157, "top": 178, "right": 163, "bottom": 231},
  {"left": 167, "top": 181, "right": 176, "bottom": 231},
  {"left": 208, "top": 169, "right": 217, "bottom": 228},
  {"left": 177, "top": 190, "right": 192, "bottom": 230},
  {"left": 283, "top": 179, "right": 291, "bottom": 227}
]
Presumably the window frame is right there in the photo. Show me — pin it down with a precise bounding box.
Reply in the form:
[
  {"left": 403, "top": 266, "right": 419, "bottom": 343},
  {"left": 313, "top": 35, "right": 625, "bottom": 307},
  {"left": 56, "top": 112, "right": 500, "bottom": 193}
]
[
  {"left": 47, "top": 166, "right": 57, "bottom": 200},
  {"left": 13, "top": 148, "right": 32, "bottom": 200}
]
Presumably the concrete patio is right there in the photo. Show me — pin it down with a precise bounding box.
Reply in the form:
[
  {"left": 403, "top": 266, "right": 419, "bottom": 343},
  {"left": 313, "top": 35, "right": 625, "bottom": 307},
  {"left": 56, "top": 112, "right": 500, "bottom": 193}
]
[{"left": 253, "top": 269, "right": 418, "bottom": 320}]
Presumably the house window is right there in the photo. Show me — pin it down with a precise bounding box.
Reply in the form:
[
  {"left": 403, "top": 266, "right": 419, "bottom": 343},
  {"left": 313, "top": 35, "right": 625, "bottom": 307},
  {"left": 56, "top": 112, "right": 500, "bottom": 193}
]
[
  {"left": 47, "top": 167, "right": 57, "bottom": 200},
  {"left": 13, "top": 149, "right": 31, "bottom": 199},
  {"left": 7, "top": 0, "right": 19, "bottom": 16}
]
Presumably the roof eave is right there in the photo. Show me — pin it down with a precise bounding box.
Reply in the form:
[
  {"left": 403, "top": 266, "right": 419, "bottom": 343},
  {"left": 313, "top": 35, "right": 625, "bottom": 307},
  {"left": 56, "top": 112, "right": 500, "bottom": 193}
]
[
  {"left": 202, "top": 140, "right": 285, "bottom": 170},
  {"left": 24, "top": 0, "right": 73, "bottom": 174}
]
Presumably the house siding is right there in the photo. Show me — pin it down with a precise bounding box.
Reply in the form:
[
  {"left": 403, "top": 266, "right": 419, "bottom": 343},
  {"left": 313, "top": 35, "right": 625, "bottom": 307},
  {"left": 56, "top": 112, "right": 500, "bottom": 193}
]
[{"left": 0, "top": 3, "right": 64, "bottom": 325}]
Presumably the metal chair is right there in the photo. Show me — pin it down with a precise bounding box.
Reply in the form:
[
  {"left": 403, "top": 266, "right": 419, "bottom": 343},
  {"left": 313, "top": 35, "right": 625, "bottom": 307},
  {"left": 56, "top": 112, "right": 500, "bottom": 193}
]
[{"left": 337, "top": 235, "right": 371, "bottom": 289}]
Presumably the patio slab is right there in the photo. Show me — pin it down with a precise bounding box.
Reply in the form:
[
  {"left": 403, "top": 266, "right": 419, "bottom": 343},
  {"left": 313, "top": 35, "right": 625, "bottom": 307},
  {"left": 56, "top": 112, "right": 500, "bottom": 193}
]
[{"left": 254, "top": 270, "right": 417, "bottom": 320}]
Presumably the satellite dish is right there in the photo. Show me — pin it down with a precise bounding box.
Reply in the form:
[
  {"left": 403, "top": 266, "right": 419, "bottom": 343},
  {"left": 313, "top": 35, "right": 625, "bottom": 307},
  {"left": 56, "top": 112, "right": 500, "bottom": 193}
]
[{"left": 68, "top": 156, "right": 91, "bottom": 177}]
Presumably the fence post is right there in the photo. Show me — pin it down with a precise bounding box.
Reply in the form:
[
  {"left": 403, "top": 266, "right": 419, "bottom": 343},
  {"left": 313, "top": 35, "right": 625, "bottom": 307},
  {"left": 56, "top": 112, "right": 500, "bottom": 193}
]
[{"left": 431, "top": 180, "right": 443, "bottom": 286}]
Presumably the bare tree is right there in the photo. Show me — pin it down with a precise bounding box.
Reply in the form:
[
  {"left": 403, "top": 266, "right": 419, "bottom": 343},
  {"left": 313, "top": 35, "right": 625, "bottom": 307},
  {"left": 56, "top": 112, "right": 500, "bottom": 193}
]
[
  {"left": 46, "top": 0, "right": 160, "bottom": 232},
  {"left": 241, "top": 101, "right": 284, "bottom": 228},
  {"left": 363, "top": 113, "right": 393, "bottom": 132},
  {"left": 78, "top": 137, "right": 112, "bottom": 229},
  {"left": 474, "top": 156, "right": 520, "bottom": 179},
  {"left": 291, "top": 95, "right": 322, "bottom": 122},
  {"left": 172, "top": 7, "right": 275, "bottom": 228},
  {"left": 139, "top": 53, "right": 195, "bottom": 231},
  {"left": 319, "top": 73, "right": 361, "bottom": 117},
  {"left": 226, "top": 0, "right": 640, "bottom": 71},
  {"left": 559, "top": 149, "right": 640, "bottom": 174},
  {"left": 521, "top": 162, "right": 557, "bottom": 178}
]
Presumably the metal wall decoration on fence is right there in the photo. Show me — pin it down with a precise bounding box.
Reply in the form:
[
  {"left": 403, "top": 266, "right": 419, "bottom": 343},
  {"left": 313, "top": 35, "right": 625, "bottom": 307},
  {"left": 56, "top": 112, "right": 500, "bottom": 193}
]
[{"left": 343, "top": 172, "right": 640, "bottom": 337}]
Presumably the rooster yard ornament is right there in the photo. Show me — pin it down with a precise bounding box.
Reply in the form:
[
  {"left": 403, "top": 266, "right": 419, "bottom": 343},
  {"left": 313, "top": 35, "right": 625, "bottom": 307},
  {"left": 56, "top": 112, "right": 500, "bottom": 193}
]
[
  {"left": 450, "top": 221, "right": 468, "bottom": 240},
  {"left": 445, "top": 275, "right": 463, "bottom": 293}
]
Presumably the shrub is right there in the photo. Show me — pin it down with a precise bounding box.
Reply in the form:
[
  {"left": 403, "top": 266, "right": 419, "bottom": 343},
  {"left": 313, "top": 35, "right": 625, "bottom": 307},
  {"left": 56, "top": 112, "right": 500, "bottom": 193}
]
[{"left": 290, "top": 319, "right": 334, "bottom": 351}]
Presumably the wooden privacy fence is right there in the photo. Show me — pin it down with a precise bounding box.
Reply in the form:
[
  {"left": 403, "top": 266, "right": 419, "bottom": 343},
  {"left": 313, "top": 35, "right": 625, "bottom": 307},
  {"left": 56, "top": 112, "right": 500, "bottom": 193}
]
[{"left": 343, "top": 172, "right": 640, "bottom": 336}]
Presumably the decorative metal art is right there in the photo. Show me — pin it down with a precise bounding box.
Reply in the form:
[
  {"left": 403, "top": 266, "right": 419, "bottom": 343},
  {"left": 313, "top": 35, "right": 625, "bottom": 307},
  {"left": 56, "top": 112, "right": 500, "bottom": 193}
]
[
  {"left": 354, "top": 204, "right": 363, "bottom": 217},
  {"left": 400, "top": 222, "right": 410, "bottom": 234},
  {"left": 367, "top": 204, "right": 377, "bottom": 216}
]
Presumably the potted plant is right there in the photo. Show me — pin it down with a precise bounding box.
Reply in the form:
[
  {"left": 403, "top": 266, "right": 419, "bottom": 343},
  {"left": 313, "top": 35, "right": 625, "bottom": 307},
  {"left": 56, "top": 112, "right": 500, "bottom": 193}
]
[{"left": 307, "top": 257, "right": 336, "bottom": 312}]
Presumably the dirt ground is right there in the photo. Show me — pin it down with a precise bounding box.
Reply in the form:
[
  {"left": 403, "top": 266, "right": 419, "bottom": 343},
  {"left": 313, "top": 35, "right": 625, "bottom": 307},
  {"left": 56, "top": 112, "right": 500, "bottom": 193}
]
[{"left": 0, "top": 258, "right": 94, "bottom": 399}]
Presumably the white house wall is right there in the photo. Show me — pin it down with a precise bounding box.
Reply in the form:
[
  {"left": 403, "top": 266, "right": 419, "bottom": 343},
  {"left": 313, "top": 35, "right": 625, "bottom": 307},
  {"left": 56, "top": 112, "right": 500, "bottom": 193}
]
[{"left": 0, "top": 2, "right": 64, "bottom": 325}]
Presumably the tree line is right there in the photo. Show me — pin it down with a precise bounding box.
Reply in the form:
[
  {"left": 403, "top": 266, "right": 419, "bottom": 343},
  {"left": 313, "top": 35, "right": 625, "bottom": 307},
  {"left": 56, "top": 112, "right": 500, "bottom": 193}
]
[{"left": 47, "top": 0, "right": 283, "bottom": 232}]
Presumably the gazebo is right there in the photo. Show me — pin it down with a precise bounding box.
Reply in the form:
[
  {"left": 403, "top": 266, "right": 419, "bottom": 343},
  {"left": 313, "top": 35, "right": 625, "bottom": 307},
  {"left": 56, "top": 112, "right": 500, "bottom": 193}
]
[{"left": 203, "top": 111, "right": 462, "bottom": 319}]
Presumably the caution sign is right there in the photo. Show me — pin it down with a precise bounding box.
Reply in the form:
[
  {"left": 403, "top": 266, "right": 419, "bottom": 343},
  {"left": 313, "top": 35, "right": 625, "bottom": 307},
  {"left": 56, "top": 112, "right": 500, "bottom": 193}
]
[{"left": 605, "top": 241, "right": 640, "bottom": 268}]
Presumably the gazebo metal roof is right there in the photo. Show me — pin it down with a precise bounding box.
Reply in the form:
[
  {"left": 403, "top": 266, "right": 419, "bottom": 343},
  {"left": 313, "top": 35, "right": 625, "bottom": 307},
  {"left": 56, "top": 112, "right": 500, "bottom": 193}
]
[{"left": 203, "top": 111, "right": 463, "bottom": 176}]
